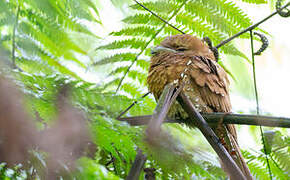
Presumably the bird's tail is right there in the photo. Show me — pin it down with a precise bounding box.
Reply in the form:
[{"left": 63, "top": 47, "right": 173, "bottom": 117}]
[{"left": 216, "top": 124, "right": 253, "bottom": 180}]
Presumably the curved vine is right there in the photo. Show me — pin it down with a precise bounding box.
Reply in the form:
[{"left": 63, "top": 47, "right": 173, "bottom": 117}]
[
  {"left": 276, "top": 0, "right": 290, "bottom": 17},
  {"left": 253, "top": 32, "right": 269, "bottom": 55}
]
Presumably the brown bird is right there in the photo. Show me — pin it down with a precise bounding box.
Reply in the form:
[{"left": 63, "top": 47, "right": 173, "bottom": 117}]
[{"left": 147, "top": 34, "right": 252, "bottom": 179}]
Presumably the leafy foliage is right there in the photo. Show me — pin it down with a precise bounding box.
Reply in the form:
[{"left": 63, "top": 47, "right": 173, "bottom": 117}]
[
  {"left": 239, "top": 0, "right": 268, "bottom": 4},
  {"left": 13, "top": 71, "right": 226, "bottom": 179},
  {"left": 0, "top": 0, "right": 100, "bottom": 76},
  {"left": 243, "top": 131, "right": 290, "bottom": 179},
  {"left": 0, "top": 0, "right": 288, "bottom": 179},
  {"left": 0, "top": 163, "right": 28, "bottom": 179}
]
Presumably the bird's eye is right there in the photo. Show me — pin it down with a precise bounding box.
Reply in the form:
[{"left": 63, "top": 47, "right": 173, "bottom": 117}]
[{"left": 177, "top": 47, "right": 187, "bottom": 51}]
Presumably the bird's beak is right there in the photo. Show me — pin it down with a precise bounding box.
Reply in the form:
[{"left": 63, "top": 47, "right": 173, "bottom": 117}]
[{"left": 151, "top": 46, "right": 176, "bottom": 55}]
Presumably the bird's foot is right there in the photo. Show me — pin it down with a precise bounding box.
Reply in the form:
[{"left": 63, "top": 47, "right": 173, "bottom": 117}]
[{"left": 218, "top": 112, "right": 232, "bottom": 127}]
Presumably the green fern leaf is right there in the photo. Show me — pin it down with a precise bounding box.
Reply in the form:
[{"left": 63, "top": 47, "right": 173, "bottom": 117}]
[
  {"left": 127, "top": 70, "right": 147, "bottom": 86},
  {"left": 94, "top": 53, "right": 137, "bottom": 65},
  {"left": 110, "top": 26, "right": 156, "bottom": 37},
  {"left": 136, "top": 59, "right": 150, "bottom": 70},
  {"left": 238, "top": 0, "right": 267, "bottom": 4},
  {"left": 97, "top": 38, "right": 147, "bottom": 50},
  {"left": 130, "top": 1, "right": 177, "bottom": 13},
  {"left": 122, "top": 13, "right": 164, "bottom": 26},
  {"left": 109, "top": 66, "right": 130, "bottom": 76}
]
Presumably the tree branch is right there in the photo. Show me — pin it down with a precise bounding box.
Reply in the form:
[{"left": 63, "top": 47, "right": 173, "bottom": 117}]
[
  {"left": 126, "top": 149, "right": 147, "bottom": 180},
  {"left": 116, "top": 92, "right": 150, "bottom": 119},
  {"left": 177, "top": 91, "right": 246, "bottom": 180},
  {"left": 118, "top": 113, "right": 290, "bottom": 128},
  {"left": 146, "top": 84, "right": 182, "bottom": 138},
  {"left": 126, "top": 84, "right": 182, "bottom": 180}
]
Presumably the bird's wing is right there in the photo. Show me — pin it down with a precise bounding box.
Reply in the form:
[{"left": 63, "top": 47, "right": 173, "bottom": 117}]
[
  {"left": 188, "top": 56, "right": 231, "bottom": 113},
  {"left": 148, "top": 53, "right": 231, "bottom": 113}
]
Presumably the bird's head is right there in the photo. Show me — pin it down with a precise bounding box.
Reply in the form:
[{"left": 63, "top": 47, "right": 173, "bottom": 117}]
[{"left": 151, "top": 34, "right": 216, "bottom": 60}]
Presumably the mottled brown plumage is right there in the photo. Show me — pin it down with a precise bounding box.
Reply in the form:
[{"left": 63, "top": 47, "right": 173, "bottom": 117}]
[{"left": 147, "top": 34, "right": 252, "bottom": 179}]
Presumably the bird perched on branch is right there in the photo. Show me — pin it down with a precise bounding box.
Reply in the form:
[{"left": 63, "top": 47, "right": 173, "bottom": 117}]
[{"left": 147, "top": 34, "right": 252, "bottom": 179}]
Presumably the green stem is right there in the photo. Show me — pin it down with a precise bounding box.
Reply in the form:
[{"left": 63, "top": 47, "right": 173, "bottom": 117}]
[
  {"left": 269, "top": 154, "right": 284, "bottom": 174},
  {"left": 250, "top": 30, "right": 273, "bottom": 180}
]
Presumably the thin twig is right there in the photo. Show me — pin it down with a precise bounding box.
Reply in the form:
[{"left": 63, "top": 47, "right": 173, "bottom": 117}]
[
  {"left": 110, "top": 153, "right": 118, "bottom": 175},
  {"left": 126, "top": 149, "right": 147, "bottom": 180},
  {"left": 118, "top": 113, "right": 290, "bottom": 128},
  {"left": 126, "top": 84, "right": 182, "bottom": 180},
  {"left": 276, "top": 0, "right": 290, "bottom": 17},
  {"left": 115, "top": 0, "right": 188, "bottom": 93},
  {"left": 177, "top": 91, "right": 246, "bottom": 180},
  {"left": 133, "top": 0, "right": 185, "bottom": 34},
  {"left": 215, "top": 2, "right": 290, "bottom": 49},
  {"left": 116, "top": 92, "right": 150, "bottom": 119},
  {"left": 250, "top": 30, "right": 272, "bottom": 180}
]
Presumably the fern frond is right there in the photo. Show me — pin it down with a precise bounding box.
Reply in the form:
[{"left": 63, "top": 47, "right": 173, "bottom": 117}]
[
  {"left": 94, "top": 53, "right": 137, "bottom": 65},
  {"left": 121, "top": 82, "right": 143, "bottom": 97},
  {"left": 109, "top": 66, "right": 131, "bottom": 76},
  {"left": 270, "top": 132, "right": 290, "bottom": 174},
  {"left": 127, "top": 70, "right": 147, "bottom": 86},
  {"left": 243, "top": 132, "right": 290, "bottom": 180},
  {"left": 175, "top": 13, "right": 249, "bottom": 60},
  {"left": 110, "top": 26, "right": 157, "bottom": 37},
  {"left": 238, "top": 0, "right": 268, "bottom": 4},
  {"left": 19, "top": 9, "right": 86, "bottom": 53},
  {"left": 102, "top": 78, "right": 121, "bottom": 90},
  {"left": 16, "top": 37, "right": 81, "bottom": 76},
  {"left": 243, "top": 150, "right": 270, "bottom": 179},
  {"left": 272, "top": 149, "right": 289, "bottom": 171},
  {"left": 122, "top": 13, "right": 165, "bottom": 26},
  {"left": 270, "top": 154, "right": 290, "bottom": 179},
  {"left": 135, "top": 59, "right": 150, "bottom": 70},
  {"left": 185, "top": 1, "right": 246, "bottom": 37},
  {"left": 67, "top": 0, "right": 101, "bottom": 22},
  {"left": 201, "top": 0, "right": 253, "bottom": 28},
  {"left": 17, "top": 57, "right": 54, "bottom": 74},
  {"left": 130, "top": 1, "right": 177, "bottom": 13},
  {"left": 0, "top": 0, "right": 100, "bottom": 77},
  {"left": 176, "top": 13, "right": 226, "bottom": 44},
  {"left": 97, "top": 38, "right": 148, "bottom": 50}
]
